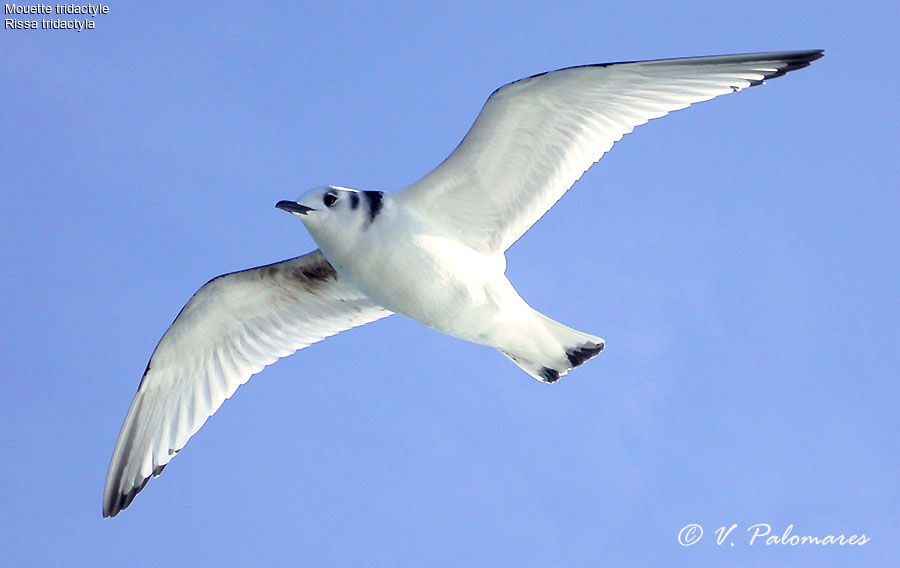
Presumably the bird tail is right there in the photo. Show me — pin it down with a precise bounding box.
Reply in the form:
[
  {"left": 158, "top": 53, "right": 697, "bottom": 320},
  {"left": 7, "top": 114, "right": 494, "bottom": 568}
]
[{"left": 498, "top": 314, "right": 605, "bottom": 383}]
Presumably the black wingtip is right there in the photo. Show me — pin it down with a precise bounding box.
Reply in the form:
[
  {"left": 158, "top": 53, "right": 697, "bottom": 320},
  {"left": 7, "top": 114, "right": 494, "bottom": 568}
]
[
  {"left": 759, "top": 49, "right": 825, "bottom": 81},
  {"left": 103, "top": 475, "right": 150, "bottom": 518},
  {"left": 503, "top": 50, "right": 825, "bottom": 97}
]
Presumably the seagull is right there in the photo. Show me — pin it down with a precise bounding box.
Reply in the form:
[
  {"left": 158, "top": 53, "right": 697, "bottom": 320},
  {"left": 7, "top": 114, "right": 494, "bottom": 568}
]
[{"left": 103, "top": 50, "right": 823, "bottom": 517}]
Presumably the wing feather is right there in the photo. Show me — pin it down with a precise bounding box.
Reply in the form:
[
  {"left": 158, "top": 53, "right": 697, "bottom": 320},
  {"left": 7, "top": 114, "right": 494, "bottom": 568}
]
[
  {"left": 398, "top": 50, "right": 823, "bottom": 253},
  {"left": 102, "top": 250, "right": 392, "bottom": 517}
]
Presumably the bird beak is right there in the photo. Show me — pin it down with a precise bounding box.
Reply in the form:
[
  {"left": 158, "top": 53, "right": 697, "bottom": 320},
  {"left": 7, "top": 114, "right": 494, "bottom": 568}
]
[{"left": 276, "top": 200, "right": 315, "bottom": 215}]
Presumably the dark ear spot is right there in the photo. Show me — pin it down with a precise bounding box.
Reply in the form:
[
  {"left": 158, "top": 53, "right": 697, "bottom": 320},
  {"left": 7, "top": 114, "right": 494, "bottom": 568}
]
[{"left": 350, "top": 192, "right": 360, "bottom": 210}]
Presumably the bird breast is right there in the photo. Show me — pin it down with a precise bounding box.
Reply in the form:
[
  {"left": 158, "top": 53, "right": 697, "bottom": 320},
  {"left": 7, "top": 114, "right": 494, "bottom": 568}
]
[{"left": 337, "top": 232, "right": 512, "bottom": 339}]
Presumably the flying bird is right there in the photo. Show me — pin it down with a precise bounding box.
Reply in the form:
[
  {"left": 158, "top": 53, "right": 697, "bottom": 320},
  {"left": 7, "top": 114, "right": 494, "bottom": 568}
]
[{"left": 103, "top": 50, "right": 823, "bottom": 517}]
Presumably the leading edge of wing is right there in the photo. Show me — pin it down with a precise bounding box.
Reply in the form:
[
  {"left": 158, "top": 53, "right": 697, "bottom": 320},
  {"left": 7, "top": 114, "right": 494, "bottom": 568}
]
[{"left": 506, "top": 50, "right": 824, "bottom": 92}]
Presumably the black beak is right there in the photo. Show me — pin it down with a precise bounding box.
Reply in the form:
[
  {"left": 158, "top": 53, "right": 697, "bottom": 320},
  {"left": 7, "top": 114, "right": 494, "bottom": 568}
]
[{"left": 276, "top": 200, "right": 315, "bottom": 215}]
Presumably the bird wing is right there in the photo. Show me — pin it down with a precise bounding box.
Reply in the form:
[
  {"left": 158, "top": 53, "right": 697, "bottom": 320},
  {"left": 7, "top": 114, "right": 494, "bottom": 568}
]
[
  {"left": 102, "top": 250, "right": 392, "bottom": 517},
  {"left": 397, "top": 50, "right": 822, "bottom": 253}
]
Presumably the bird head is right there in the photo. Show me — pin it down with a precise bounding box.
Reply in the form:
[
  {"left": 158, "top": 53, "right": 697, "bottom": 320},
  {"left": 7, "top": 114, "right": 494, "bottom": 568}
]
[{"left": 277, "top": 186, "right": 382, "bottom": 255}]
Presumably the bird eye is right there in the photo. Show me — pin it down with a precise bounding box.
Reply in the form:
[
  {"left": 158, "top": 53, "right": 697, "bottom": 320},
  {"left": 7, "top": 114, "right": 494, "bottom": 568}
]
[{"left": 323, "top": 192, "right": 338, "bottom": 207}]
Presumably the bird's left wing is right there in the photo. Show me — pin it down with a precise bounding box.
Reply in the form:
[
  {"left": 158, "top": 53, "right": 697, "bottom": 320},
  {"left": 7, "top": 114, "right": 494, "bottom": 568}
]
[
  {"left": 103, "top": 250, "right": 392, "bottom": 517},
  {"left": 397, "top": 50, "right": 823, "bottom": 253}
]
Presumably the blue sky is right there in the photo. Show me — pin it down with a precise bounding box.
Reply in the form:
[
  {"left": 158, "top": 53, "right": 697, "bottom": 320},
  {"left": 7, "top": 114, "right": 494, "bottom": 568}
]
[{"left": 1, "top": 2, "right": 896, "bottom": 566}]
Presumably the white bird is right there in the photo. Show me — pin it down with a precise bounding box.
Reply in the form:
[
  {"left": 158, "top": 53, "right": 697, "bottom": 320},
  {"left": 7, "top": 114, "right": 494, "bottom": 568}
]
[{"left": 103, "top": 50, "right": 823, "bottom": 517}]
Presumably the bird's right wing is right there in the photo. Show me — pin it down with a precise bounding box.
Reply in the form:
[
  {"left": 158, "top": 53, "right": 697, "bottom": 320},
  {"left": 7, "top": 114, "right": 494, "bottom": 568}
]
[
  {"left": 397, "top": 50, "right": 823, "bottom": 254},
  {"left": 103, "top": 249, "right": 392, "bottom": 518}
]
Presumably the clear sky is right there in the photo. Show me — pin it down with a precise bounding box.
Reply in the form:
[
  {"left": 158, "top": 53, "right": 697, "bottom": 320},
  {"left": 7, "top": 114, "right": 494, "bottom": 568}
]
[{"left": 1, "top": 2, "right": 896, "bottom": 566}]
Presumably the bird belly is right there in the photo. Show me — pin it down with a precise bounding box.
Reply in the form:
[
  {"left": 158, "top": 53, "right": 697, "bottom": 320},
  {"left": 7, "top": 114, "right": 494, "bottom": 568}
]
[{"left": 337, "top": 234, "right": 521, "bottom": 346}]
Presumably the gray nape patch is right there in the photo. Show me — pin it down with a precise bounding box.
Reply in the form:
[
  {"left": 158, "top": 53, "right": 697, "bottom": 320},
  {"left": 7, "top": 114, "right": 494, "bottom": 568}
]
[{"left": 363, "top": 191, "right": 384, "bottom": 222}]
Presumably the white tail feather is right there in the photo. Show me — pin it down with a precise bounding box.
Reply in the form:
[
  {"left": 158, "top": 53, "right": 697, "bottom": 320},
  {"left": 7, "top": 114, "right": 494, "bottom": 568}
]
[{"left": 499, "top": 314, "right": 604, "bottom": 383}]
